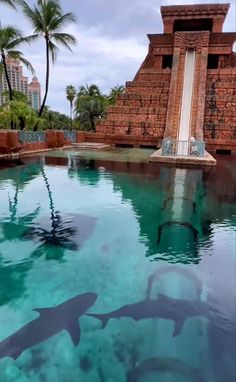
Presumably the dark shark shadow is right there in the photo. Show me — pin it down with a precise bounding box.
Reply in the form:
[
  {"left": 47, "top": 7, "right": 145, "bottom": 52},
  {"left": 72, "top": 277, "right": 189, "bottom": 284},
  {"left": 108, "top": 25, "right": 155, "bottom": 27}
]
[
  {"left": 0, "top": 293, "right": 97, "bottom": 360},
  {"left": 127, "top": 357, "right": 205, "bottom": 382},
  {"left": 146, "top": 265, "right": 203, "bottom": 300},
  {"left": 86, "top": 293, "right": 211, "bottom": 337}
]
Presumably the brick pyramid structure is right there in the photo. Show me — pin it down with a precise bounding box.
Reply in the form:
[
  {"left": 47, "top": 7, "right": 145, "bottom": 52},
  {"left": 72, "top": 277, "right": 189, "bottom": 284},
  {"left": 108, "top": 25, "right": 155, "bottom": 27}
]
[{"left": 96, "top": 3, "right": 236, "bottom": 152}]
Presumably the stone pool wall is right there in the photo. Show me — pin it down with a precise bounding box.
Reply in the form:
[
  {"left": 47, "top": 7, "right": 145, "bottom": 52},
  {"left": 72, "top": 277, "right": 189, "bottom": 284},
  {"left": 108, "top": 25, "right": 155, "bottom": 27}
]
[
  {"left": 0, "top": 130, "right": 73, "bottom": 155},
  {"left": 76, "top": 131, "right": 236, "bottom": 153},
  {"left": 1, "top": 130, "right": 236, "bottom": 155}
]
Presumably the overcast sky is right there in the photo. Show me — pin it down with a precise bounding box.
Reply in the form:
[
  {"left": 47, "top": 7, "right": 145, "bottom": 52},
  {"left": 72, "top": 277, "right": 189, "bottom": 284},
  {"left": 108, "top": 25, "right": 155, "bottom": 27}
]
[{"left": 0, "top": 0, "right": 235, "bottom": 115}]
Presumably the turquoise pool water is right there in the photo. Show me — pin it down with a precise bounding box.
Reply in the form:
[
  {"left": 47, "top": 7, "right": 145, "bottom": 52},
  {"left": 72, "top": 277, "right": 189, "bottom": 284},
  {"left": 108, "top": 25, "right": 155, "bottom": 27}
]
[{"left": 0, "top": 149, "right": 235, "bottom": 382}]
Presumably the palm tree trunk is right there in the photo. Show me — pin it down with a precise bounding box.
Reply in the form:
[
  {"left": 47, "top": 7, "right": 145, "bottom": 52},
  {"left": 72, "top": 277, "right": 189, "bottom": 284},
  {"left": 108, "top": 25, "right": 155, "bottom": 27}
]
[
  {"left": 39, "top": 37, "right": 50, "bottom": 117},
  {"left": 70, "top": 100, "right": 73, "bottom": 131},
  {"left": 2, "top": 53, "right": 13, "bottom": 101},
  {"left": 91, "top": 116, "right": 95, "bottom": 131},
  {"left": 2, "top": 52, "right": 14, "bottom": 129}
]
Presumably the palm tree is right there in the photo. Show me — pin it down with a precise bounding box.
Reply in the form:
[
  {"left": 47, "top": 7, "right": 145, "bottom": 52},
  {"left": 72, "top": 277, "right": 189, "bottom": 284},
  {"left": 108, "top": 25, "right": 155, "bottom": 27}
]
[
  {"left": 108, "top": 84, "right": 125, "bottom": 104},
  {"left": 75, "top": 96, "right": 107, "bottom": 131},
  {"left": 66, "top": 85, "right": 76, "bottom": 130},
  {"left": 0, "top": 24, "right": 34, "bottom": 102},
  {"left": 0, "top": 0, "right": 17, "bottom": 8},
  {"left": 75, "top": 84, "right": 107, "bottom": 131},
  {"left": 21, "top": 0, "right": 77, "bottom": 117},
  {"left": 78, "top": 84, "right": 101, "bottom": 98}
]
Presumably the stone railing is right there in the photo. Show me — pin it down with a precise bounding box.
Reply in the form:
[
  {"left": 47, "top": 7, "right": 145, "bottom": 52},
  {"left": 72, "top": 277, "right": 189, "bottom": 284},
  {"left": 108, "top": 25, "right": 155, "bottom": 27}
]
[
  {"left": 162, "top": 138, "right": 205, "bottom": 157},
  {"left": 64, "top": 130, "right": 76, "bottom": 143},
  {"left": 18, "top": 130, "right": 77, "bottom": 144},
  {"left": 0, "top": 130, "right": 77, "bottom": 155},
  {"left": 18, "top": 131, "right": 46, "bottom": 143}
]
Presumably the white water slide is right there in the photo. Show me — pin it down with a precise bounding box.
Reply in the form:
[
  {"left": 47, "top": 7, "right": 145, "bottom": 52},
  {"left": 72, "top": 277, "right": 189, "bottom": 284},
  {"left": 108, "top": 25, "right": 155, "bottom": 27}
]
[{"left": 177, "top": 49, "right": 196, "bottom": 156}]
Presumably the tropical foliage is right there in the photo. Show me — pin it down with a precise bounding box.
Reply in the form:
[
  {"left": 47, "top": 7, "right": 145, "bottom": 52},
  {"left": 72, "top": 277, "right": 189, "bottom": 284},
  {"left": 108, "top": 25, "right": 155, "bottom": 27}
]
[
  {"left": 0, "top": 99, "right": 39, "bottom": 130},
  {"left": 0, "top": 93, "right": 71, "bottom": 130},
  {"left": 74, "top": 84, "right": 108, "bottom": 131},
  {"left": 21, "top": 0, "right": 77, "bottom": 117},
  {"left": 74, "top": 83, "right": 125, "bottom": 131},
  {"left": 41, "top": 107, "right": 71, "bottom": 130}
]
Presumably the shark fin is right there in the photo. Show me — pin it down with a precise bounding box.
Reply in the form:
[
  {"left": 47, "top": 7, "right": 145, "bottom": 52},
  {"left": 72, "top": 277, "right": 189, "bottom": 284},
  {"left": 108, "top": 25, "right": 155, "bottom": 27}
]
[
  {"left": 158, "top": 293, "right": 168, "bottom": 301},
  {"left": 173, "top": 319, "right": 185, "bottom": 337},
  {"left": 33, "top": 308, "right": 54, "bottom": 316},
  {"left": 86, "top": 313, "right": 109, "bottom": 329},
  {"left": 66, "top": 321, "right": 81, "bottom": 346},
  {"left": 10, "top": 347, "right": 22, "bottom": 360}
]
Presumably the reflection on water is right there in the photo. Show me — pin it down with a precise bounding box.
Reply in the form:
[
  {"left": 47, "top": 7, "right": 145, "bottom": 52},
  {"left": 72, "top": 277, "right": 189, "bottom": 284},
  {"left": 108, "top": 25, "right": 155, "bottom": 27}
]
[{"left": 0, "top": 150, "right": 235, "bottom": 382}]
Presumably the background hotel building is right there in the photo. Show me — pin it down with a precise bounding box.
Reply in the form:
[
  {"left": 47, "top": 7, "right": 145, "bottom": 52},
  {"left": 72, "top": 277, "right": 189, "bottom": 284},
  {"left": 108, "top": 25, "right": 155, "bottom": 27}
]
[{"left": 0, "top": 57, "right": 41, "bottom": 111}]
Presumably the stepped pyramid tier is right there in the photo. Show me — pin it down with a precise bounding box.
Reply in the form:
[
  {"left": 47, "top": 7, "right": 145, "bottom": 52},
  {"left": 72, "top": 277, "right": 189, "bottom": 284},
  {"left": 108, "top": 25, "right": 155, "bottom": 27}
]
[{"left": 96, "top": 3, "right": 236, "bottom": 153}]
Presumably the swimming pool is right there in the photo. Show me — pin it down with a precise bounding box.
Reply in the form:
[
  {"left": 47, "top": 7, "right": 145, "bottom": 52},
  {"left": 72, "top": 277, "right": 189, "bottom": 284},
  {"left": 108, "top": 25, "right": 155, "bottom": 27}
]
[{"left": 0, "top": 148, "right": 235, "bottom": 382}]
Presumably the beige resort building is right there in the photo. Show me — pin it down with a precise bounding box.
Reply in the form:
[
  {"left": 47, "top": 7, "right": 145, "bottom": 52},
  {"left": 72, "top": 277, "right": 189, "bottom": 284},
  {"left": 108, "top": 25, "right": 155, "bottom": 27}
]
[{"left": 0, "top": 57, "right": 41, "bottom": 111}]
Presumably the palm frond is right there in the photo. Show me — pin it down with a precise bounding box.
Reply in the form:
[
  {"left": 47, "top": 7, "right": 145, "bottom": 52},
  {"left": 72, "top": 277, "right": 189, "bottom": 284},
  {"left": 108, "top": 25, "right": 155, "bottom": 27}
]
[
  {"left": 5, "top": 36, "right": 31, "bottom": 50},
  {"left": 52, "top": 32, "right": 77, "bottom": 51},
  {"left": 20, "top": 1, "right": 44, "bottom": 33},
  {"left": 22, "top": 34, "right": 40, "bottom": 44},
  {"left": 0, "top": 0, "right": 17, "bottom": 9},
  {"left": 18, "top": 56, "right": 35, "bottom": 74},
  {"left": 0, "top": 26, "right": 22, "bottom": 47},
  {"left": 7, "top": 50, "right": 35, "bottom": 74},
  {"left": 49, "top": 12, "right": 76, "bottom": 31},
  {"left": 48, "top": 40, "right": 59, "bottom": 64}
]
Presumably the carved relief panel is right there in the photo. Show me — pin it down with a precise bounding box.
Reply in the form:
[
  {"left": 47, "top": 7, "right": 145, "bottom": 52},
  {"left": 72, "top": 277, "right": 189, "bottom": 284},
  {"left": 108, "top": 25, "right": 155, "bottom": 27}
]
[{"left": 174, "top": 31, "right": 210, "bottom": 50}]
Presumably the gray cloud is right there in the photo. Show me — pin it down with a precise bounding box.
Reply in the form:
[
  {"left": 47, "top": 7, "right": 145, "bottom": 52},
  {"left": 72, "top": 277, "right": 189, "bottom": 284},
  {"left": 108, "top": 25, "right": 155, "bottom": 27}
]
[{"left": 0, "top": 0, "right": 235, "bottom": 114}]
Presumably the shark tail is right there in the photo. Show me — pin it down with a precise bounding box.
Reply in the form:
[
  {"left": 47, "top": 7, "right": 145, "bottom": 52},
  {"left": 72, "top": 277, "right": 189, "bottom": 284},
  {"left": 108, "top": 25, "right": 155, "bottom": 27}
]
[
  {"left": 86, "top": 313, "right": 109, "bottom": 329},
  {"left": 172, "top": 319, "right": 185, "bottom": 337}
]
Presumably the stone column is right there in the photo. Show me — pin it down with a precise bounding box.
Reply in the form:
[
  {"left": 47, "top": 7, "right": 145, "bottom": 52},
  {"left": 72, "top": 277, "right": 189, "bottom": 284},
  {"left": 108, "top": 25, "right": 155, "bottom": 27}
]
[
  {"left": 164, "top": 46, "right": 181, "bottom": 138},
  {"left": 194, "top": 45, "right": 209, "bottom": 139}
]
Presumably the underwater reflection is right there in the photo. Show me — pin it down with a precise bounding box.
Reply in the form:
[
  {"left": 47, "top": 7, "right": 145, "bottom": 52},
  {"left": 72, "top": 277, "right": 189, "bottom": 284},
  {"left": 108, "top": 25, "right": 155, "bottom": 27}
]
[
  {"left": 67, "top": 157, "right": 101, "bottom": 186},
  {"left": 0, "top": 162, "right": 97, "bottom": 262},
  {"left": 24, "top": 213, "right": 97, "bottom": 260},
  {"left": 23, "top": 167, "right": 97, "bottom": 259},
  {"left": 152, "top": 167, "right": 210, "bottom": 262},
  {"left": 109, "top": 165, "right": 213, "bottom": 263}
]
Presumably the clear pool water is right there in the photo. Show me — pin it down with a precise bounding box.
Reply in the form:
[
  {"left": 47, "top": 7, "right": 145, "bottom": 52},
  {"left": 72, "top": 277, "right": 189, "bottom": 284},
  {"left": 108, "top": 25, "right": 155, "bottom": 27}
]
[{"left": 0, "top": 148, "right": 235, "bottom": 382}]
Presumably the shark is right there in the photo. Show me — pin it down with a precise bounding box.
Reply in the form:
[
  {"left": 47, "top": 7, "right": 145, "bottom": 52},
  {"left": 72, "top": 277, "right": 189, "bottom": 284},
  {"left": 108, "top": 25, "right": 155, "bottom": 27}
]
[
  {"left": 87, "top": 293, "right": 211, "bottom": 337},
  {"left": 0, "top": 292, "right": 97, "bottom": 360}
]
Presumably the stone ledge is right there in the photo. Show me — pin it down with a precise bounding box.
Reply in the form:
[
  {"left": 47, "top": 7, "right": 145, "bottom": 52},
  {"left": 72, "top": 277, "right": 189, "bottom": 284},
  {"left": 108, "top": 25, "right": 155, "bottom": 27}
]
[
  {"left": 72, "top": 143, "right": 110, "bottom": 150},
  {"left": 149, "top": 149, "right": 217, "bottom": 166}
]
